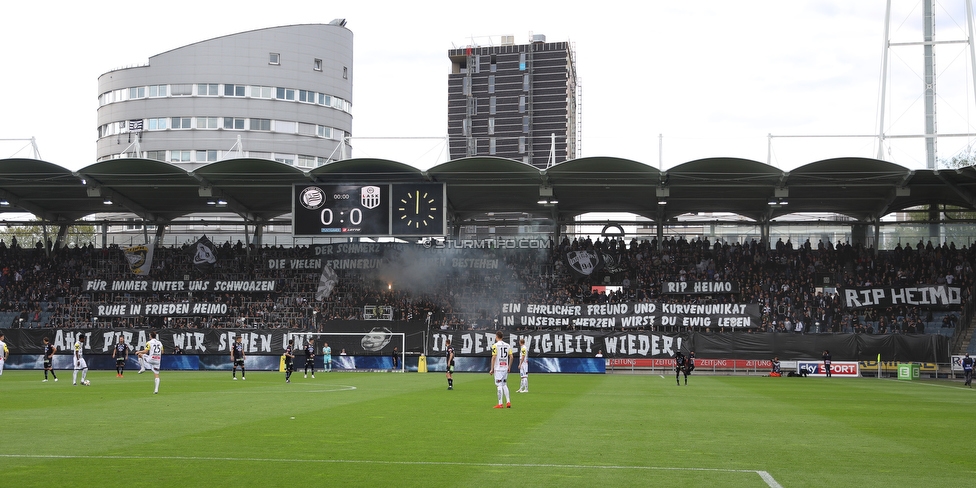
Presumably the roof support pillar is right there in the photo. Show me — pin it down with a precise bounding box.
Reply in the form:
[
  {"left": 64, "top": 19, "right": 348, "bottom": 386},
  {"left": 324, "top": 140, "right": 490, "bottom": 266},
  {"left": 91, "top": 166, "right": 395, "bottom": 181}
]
[
  {"left": 54, "top": 225, "right": 69, "bottom": 250},
  {"left": 251, "top": 224, "right": 264, "bottom": 251},
  {"left": 760, "top": 218, "right": 770, "bottom": 251}
]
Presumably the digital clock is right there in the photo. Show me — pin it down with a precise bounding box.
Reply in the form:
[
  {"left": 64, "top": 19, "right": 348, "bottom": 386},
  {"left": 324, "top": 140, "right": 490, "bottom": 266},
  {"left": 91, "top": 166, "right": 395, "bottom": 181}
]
[{"left": 391, "top": 183, "right": 446, "bottom": 236}]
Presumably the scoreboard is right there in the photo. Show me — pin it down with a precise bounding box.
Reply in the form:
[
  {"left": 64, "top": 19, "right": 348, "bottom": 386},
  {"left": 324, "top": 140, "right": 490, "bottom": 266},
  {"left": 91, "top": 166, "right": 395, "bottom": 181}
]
[{"left": 293, "top": 183, "right": 446, "bottom": 237}]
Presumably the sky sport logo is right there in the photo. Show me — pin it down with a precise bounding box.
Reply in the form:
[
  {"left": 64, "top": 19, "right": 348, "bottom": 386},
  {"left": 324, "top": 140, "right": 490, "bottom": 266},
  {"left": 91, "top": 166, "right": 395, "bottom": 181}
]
[
  {"left": 300, "top": 186, "right": 325, "bottom": 210},
  {"left": 423, "top": 238, "right": 548, "bottom": 250}
]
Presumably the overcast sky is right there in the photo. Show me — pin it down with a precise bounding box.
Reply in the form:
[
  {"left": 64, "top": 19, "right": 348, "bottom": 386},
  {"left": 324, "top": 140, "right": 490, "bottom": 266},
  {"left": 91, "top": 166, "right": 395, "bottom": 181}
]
[{"left": 3, "top": 0, "right": 976, "bottom": 171}]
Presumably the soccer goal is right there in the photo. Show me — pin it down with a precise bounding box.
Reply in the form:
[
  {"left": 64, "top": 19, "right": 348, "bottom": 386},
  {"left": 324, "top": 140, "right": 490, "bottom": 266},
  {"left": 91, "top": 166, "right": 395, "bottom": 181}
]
[{"left": 290, "top": 331, "right": 406, "bottom": 372}]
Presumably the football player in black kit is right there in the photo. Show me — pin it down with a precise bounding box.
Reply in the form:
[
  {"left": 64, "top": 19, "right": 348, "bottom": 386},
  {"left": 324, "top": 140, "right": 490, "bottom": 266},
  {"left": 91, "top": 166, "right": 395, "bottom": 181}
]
[
  {"left": 674, "top": 351, "right": 687, "bottom": 386},
  {"left": 284, "top": 340, "right": 295, "bottom": 383},
  {"left": 231, "top": 336, "right": 246, "bottom": 380},
  {"left": 822, "top": 349, "right": 832, "bottom": 378},
  {"left": 112, "top": 336, "right": 129, "bottom": 377},
  {"left": 303, "top": 339, "right": 315, "bottom": 379},
  {"left": 445, "top": 338, "right": 455, "bottom": 390},
  {"left": 682, "top": 351, "right": 696, "bottom": 385},
  {"left": 42, "top": 337, "right": 58, "bottom": 382}
]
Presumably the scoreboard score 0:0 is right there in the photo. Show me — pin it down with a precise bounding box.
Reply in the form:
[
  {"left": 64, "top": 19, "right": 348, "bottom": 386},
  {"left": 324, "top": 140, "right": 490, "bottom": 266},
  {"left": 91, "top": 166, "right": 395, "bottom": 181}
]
[{"left": 292, "top": 183, "right": 445, "bottom": 236}]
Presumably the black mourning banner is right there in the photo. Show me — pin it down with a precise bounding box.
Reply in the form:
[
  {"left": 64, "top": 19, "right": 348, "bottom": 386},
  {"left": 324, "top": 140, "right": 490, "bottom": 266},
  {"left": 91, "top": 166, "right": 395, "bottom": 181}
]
[
  {"left": 91, "top": 302, "right": 230, "bottom": 317},
  {"left": 499, "top": 301, "right": 761, "bottom": 329},
  {"left": 0, "top": 326, "right": 949, "bottom": 362},
  {"left": 839, "top": 285, "right": 962, "bottom": 309},
  {"left": 429, "top": 330, "right": 689, "bottom": 358},
  {"left": 0, "top": 325, "right": 420, "bottom": 356},
  {"left": 661, "top": 281, "right": 739, "bottom": 294},
  {"left": 81, "top": 280, "right": 276, "bottom": 293},
  {"left": 426, "top": 329, "right": 948, "bottom": 362}
]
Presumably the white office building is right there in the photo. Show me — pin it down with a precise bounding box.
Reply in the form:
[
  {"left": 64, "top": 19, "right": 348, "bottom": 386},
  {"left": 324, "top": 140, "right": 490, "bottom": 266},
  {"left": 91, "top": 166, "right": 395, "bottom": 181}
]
[{"left": 96, "top": 21, "right": 353, "bottom": 170}]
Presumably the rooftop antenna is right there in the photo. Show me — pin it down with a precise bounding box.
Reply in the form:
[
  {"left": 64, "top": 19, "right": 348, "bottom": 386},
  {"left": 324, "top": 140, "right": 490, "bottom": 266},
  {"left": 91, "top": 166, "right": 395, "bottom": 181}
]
[
  {"left": 0, "top": 137, "right": 42, "bottom": 159},
  {"left": 877, "top": 0, "right": 976, "bottom": 168},
  {"left": 223, "top": 135, "right": 244, "bottom": 160}
]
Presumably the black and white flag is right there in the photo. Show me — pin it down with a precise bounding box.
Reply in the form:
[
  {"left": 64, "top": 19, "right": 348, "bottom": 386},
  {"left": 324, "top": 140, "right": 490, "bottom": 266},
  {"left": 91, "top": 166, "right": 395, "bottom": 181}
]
[
  {"left": 129, "top": 119, "right": 144, "bottom": 131},
  {"left": 188, "top": 235, "right": 217, "bottom": 273},
  {"left": 564, "top": 250, "right": 603, "bottom": 277},
  {"left": 315, "top": 265, "right": 338, "bottom": 301},
  {"left": 123, "top": 239, "right": 155, "bottom": 275}
]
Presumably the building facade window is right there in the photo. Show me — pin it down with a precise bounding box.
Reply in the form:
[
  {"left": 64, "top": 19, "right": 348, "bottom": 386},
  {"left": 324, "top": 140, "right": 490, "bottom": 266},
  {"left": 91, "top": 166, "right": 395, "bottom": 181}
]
[
  {"left": 170, "top": 150, "right": 191, "bottom": 162},
  {"left": 149, "top": 85, "right": 167, "bottom": 97},
  {"left": 298, "top": 122, "right": 316, "bottom": 136},
  {"left": 251, "top": 86, "right": 272, "bottom": 98},
  {"left": 490, "top": 96, "right": 497, "bottom": 115},
  {"left": 171, "top": 84, "right": 193, "bottom": 96},
  {"left": 314, "top": 59, "right": 323, "bottom": 71},
  {"left": 196, "top": 117, "right": 218, "bottom": 129},
  {"left": 488, "top": 117, "right": 495, "bottom": 135},
  {"left": 224, "top": 84, "right": 246, "bottom": 97},
  {"left": 297, "top": 155, "right": 316, "bottom": 168},
  {"left": 317, "top": 126, "right": 332, "bottom": 139},
  {"left": 488, "top": 75, "right": 495, "bottom": 94},
  {"left": 343, "top": 66, "right": 348, "bottom": 79},
  {"left": 197, "top": 150, "right": 218, "bottom": 162},
  {"left": 275, "top": 87, "right": 295, "bottom": 100},
  {"left": 250, "top": 118, "right": 271, "bottom": 131},
  {"left": 299, "top": 90, "right": 315, "bottom": 103},
  {"left": 523, "top": 74, "right": 529, "bottom": 91},
  {"left": 129, "top": 86, "right": 146, "bottom": 99},
  {"left": 269, "top": 53, "right": 280, "bottom": 65},
  {"left": 171, "top": 117, "right": 192, "bottom": 129},
  {"left": 519, "top": 95, "right": 526, "bottom": 113},
  {"left": 198, "top": 84, "right": 219, "bottom": 96},
  {"left": 223, "top": 117, "right": 245, "bottom": 130},
  {"left": 519, "top": 136, "right": 526, "bottom": 153},
  {"left": 489, "top": 137, "right": 496, "bottom": 155},
  {"left": 146, "top": 118, "right": 167, "bottom": 130},
  {"left": 519, "top": 53, "right": 527, "bottom": 71},
  {"left": 146, "top": 150, "right": 166, "bottom": 161},
  {"left": 462, "top": 119, "right": 471, "bottom": 137},
  {"left": 274, "top": 120, "right": 296, "bottom": 133},
  {"left": 522, "top": 116, "right": 530, "bottom": 133}
]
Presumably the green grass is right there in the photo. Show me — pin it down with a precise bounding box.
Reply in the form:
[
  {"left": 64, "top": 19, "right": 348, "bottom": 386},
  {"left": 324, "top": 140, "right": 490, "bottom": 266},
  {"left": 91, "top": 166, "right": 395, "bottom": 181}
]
[{"left": 0, "top": 370, "right": 973, "bottom": 487}]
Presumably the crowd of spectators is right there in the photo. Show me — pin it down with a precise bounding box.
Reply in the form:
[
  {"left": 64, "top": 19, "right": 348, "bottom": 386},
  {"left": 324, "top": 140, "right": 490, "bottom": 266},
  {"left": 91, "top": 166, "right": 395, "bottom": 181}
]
[
  {"left": 546, "top": 235, "right": 974, "bottom": 334},
  {"left": 0, "top": 234, "right": 972, "bottom": 336}
]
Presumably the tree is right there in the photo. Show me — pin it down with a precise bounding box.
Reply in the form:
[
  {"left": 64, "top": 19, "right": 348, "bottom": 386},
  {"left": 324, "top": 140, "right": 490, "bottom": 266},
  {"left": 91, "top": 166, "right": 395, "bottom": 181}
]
[{"left": 0, "top": 220, "right": 96, "bottom": 250}]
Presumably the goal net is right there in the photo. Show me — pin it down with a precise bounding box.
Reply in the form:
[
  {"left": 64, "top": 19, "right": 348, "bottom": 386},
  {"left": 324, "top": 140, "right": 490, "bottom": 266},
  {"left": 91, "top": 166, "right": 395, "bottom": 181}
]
[{"left": 290, "top": 331, "right": 406, "bottom": 372}]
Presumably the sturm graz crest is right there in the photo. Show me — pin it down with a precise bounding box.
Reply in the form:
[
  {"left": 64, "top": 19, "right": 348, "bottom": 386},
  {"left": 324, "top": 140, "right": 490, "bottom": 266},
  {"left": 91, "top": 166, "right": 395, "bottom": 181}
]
[
  {"left": 565, "top": 250, "right": 603, "bottom": 276},
  {"left": 300, "top": 186, "right": 326, "bottom": 210}
]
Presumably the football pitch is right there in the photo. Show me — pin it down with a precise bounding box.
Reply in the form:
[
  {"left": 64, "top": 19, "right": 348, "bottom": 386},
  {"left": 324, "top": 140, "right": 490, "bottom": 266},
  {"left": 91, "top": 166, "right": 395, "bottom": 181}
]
[{"left": 0, "top": 370, "right": 972, "bottom": 487}]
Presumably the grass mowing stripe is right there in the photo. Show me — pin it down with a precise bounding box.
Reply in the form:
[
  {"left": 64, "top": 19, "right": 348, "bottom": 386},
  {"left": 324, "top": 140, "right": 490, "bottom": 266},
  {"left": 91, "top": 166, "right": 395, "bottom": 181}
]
[
  {"left": 1, "top": 371, "right": 972, "bottom": 487},
  {"left": 0, "top": 453, "right": 783, "bottom": 486}
]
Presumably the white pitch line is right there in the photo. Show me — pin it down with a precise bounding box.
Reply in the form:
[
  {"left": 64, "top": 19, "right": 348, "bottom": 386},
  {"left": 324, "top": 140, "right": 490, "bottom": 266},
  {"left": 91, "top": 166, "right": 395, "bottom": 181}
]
[
  {"left": 757, "top": 470, "right": 785, "bottom": 488},
  {"left": 0, "top": 454, "right": 783, "bottom": 486},
  {"left": 880, "top": 378, "right": 973, "bottom": 391}
]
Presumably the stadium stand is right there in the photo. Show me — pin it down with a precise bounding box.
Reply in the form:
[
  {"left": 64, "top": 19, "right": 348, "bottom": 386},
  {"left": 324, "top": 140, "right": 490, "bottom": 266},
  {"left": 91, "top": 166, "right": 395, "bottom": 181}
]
[{"left": 0, "top": 236, "right": 973, "bottom": 349}]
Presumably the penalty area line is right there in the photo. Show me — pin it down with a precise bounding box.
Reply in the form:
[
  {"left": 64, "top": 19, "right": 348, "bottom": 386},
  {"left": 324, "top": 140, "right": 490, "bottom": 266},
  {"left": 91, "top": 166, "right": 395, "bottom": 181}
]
[{"left": 0, "top": 454, "right": 782, "bottom": 486}]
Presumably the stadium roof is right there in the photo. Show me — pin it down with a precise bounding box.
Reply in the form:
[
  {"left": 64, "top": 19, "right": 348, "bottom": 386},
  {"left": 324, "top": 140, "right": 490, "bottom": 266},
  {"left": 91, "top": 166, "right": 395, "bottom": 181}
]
[{"left": 1, "top": 156, "right": 975, "bottom": 226}]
